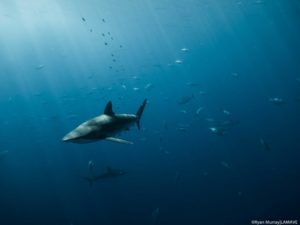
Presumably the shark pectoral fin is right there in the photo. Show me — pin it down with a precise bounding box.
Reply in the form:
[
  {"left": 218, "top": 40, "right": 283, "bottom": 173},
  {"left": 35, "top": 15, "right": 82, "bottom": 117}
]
[{"left": 105, "top": 137, "right": 133, "bottom": 145}]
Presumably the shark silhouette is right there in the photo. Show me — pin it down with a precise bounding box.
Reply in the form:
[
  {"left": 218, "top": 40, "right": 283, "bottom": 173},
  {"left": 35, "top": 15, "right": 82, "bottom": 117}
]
[
  {"left": 62, "top": 99, "right": 147, "bottom": 144},
  {"left": 82, "top": 167, "right": 127, "bottom": 186}
]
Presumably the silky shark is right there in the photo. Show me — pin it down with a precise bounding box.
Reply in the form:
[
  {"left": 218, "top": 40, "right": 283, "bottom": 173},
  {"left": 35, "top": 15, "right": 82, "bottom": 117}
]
[
  {"left": 62, "top": 99, "right": 147, "bottom": 144},
  {"left": 83, "top": 167, "right": 127, "bottom": 186}
]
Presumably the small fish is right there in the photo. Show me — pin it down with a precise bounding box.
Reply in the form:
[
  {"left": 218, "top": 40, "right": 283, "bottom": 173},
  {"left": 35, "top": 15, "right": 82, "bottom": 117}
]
[
  {"left": 199, "top": 91, "right": 207, "bottom": 96},
  {"left": 206, "top": 118, "right": 215, "bottom": 123},
  {"left": 221, "top": 161, "right": 230, "bottom": 168},
  {"left": 88, "top": 160, "right": 95, "bottom": 173},
  {"left": 133, "top": 87, "right": 140, "bottom": 91},
  {"left": 36, "top": 64, "right": 45, "bottom": 70},
  {"left": 102, "top": 18, "right": 106, "bottom": 23},
  {"left": 223, "top": 109, "right": 231, "bottom": 116},
  {"left": 81, "top": 17, "right": 86, "bottom": 22},
  {"left": 88, "top": 74, "right": 95, "bottom": 79},
  {"left": 181, "top": 47, "right": 189, "bottom": 52},
  {"left": 177, "top": 124, "right": 189, "bottom": 132},
  {"left": 175, "top": 59, "right": 183, "bottom": 64},
  {"left": 186, "top": 82, "right": 201, "bottom": 87},
  {"left": 209, "top": 127, "right": 226, "bottom": 136},
  {"left": 144, "top": 83, "right": 154, "bottom": 91},
  {"left": 177, "top": 127, "right": 187, "bottom": 132},
  {"left": 178, "top": 94, "right": 194, "bottom": 104},
  {"left": 195, "top": 107, "right": 204, "bottom": 115},
  {"left": 269, "top": 97, "right": 285, "bottom": 105},
  {"left": 159, "top": 146, "right": 169, "bottom": 154},
  {"left": 259, "top": 138, "right": 271, "bottom": 151},
  {"left": 232, "top": 72, "right": 239, "bottom": 78}
]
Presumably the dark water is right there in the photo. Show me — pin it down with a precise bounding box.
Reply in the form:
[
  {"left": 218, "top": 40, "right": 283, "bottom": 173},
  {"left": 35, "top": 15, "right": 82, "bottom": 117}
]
[{"left": 1, "top": 0, "right": 300, "bottom": 225}]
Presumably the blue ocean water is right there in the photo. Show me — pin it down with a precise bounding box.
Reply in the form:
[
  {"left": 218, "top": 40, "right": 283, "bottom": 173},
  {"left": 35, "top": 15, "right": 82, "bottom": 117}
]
[{"left": 1, "top": 0, "right": 300, "bottom": 224}]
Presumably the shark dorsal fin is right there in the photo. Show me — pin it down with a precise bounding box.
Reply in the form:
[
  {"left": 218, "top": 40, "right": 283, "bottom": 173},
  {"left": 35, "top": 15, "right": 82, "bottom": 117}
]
[{"left": 104, "top": 101, "right": 115, "bottom": 116}]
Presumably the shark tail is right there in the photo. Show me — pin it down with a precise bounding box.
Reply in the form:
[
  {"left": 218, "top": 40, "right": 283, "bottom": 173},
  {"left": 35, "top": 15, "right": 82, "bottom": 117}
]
[{"left": 136, "top": 99, "right": 147, "bottom": 130}]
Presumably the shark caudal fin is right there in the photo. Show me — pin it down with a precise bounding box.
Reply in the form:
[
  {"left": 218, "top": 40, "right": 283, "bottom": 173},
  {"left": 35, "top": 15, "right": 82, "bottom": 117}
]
[{"left": 136, "top": 99, "right": 147, "bottom": 130}]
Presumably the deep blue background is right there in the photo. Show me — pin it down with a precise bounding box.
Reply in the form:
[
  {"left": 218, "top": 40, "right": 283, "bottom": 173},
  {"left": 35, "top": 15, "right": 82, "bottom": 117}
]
[{"left": 0, "top": 0, "right": 300, "bottom": 224}]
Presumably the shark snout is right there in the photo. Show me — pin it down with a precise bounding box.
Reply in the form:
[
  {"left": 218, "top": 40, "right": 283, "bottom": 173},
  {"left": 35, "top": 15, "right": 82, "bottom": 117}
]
[
  {"left": 62, "top": 134, "right": 72, "bottom": 142},
  {"left": 62, "top": 131, "right": 78, "bottom": 142}
]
